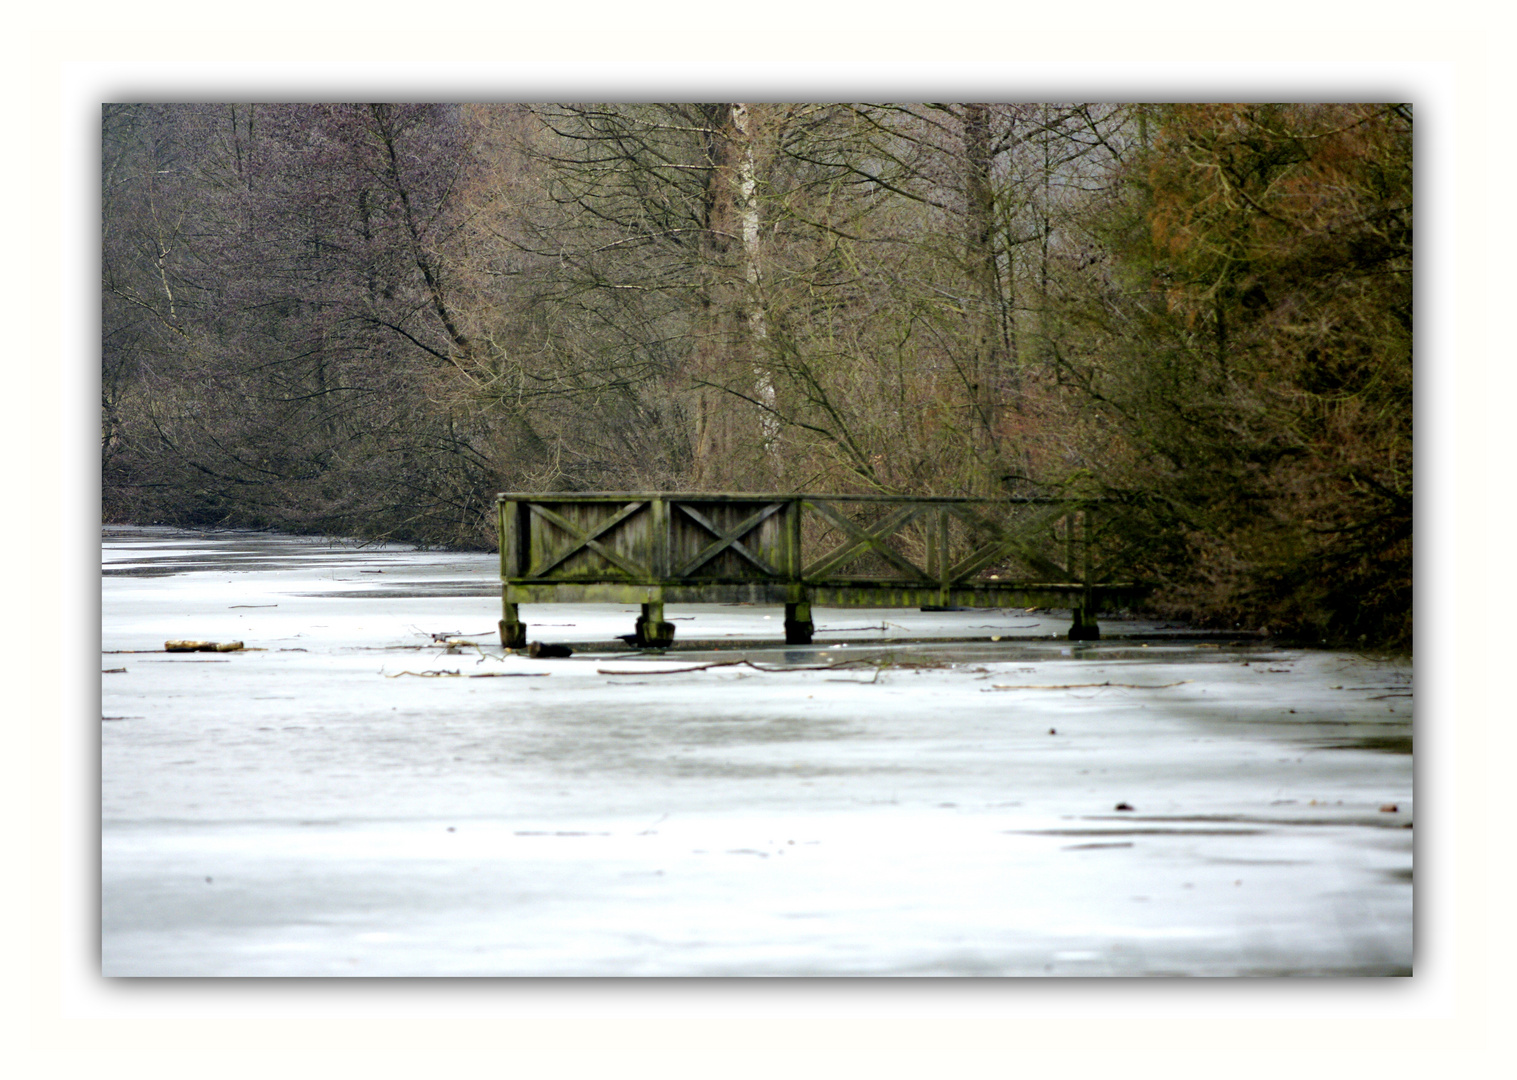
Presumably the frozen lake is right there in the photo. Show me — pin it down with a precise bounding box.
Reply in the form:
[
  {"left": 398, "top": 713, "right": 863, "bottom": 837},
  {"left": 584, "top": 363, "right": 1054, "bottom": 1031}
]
[{"left": 101, "top": 525, "right": 1413, "bottom": 976}]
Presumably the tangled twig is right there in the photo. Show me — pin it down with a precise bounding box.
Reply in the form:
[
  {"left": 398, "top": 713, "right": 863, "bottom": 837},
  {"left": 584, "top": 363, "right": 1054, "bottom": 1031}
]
[{"left": 984, "top": 680, "right": 1192, "bottom": 691}]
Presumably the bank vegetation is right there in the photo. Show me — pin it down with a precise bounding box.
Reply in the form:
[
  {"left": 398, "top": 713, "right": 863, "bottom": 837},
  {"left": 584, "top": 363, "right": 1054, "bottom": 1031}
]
[{"left": 102, "top": 102, "right": 1411, "bottom": 646}]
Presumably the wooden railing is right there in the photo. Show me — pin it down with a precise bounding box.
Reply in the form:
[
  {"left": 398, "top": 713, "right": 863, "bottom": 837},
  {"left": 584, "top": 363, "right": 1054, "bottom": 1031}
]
[{"left": 497, "top": 492, "right": 1146, "bottom": 647}]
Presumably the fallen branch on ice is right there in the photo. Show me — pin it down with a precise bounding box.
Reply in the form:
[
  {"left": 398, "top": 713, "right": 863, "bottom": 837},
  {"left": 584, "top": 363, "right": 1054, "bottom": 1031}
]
[
  {"left": 106, "top": 645, "right": 267, "bottom": 653},
  {"left": 596, "top": 658, "right": 881, "bottom": 676},
  {"left": 984, "top": 680, "right": 1192, "bottom": 691}
]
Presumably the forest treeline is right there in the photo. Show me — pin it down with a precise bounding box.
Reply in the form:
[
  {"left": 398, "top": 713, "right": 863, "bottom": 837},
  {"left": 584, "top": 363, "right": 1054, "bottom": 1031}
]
[{"left": 101, "top": 102, "right": 1411, "bottom": 647}]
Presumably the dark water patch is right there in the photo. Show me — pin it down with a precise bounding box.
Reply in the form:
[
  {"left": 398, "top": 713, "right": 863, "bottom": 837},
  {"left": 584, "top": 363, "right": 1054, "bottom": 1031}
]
[
  {"left": 672, "top": 717, "right": 859, "bottom": 746},
  {"left": 1062, "top": 841, "right": 1135, "bottom": 850},
  {"left": 1309, "top": 735, "right": 1413, "bottom": 755},
  {"left": 657, "top": 761, "right": 882, "bottom": 780},
  {"left": 106, "top": 562, "right": 307, "bottom": 578},
  {"left": 1012, "top": 827, "right": 1264, "bottom": 837},
  {"left": 1231, "top": 964, "right": 1411, "bottom": 977},
  {"left": 295, "top": 585, "right": 499, "bottom": 599},
  {"left": 1092, "top": 813, "right": 1412, "bottom": 829},
  {"left": 104, "top": 526, "right": 420, "bottom": 578},
  {"left": 106, "top": 555, "right": 393, "bottom": 578},
  {"left": 659, "top": 640, "right": 1273, "bottom": 666}
]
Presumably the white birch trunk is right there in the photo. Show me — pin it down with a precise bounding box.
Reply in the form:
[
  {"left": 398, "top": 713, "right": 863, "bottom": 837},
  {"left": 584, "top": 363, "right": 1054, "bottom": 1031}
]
[{"left": 731, "top": 103, "right": 780, "bottom": 456}]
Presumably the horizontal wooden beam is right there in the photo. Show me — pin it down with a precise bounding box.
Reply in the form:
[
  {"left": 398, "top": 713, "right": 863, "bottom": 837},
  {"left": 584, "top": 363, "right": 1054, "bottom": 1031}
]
[
  {"left": 504, "top": 580, "right": 1147, "bottom": 608},
  {"left": 497, "top": 491, "right": 1099, "bottom": 506}
]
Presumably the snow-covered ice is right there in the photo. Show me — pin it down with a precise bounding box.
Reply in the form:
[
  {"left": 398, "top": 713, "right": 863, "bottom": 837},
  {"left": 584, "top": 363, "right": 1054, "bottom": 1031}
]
[{"left": 101, "top": 526, "right": 1413, "bottom": 976}]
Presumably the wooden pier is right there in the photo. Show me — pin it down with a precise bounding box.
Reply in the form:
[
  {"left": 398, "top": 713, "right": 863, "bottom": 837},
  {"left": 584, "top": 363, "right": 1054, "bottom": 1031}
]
[{"left": 497, "top": 492, "right": 1147, "bottom": 648}]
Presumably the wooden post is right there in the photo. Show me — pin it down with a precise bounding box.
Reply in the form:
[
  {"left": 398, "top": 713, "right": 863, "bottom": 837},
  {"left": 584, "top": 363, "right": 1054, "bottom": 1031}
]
[
  {"left": 499, "top": 500, "right": 527, "bottom": 648},
  {"left": 784, "top": 497, "right": 813, "bottom": 644},
  {"left": 1067, "top": 508, "right": 1099, "bottom": 640},
  {"left": 1064, "top": 508, "right": 1075, "bottom": 581},
  {"left": 1068, "top": 597, "right": 1100, "bottom": 640},
  {"left": 786, "top": 497, "right": 803, "bottom": 579},
  {"left": 935, "top": 505, "right": 950, "bottom": 605},
  {"left": 784, "top": 601, "right": 813, "bottom": 645},
  {"left": 635, "top": 600, "right": 675, "bottom": 648},
  {"left": 506, "top": 497, "right": 518, "bottom": 582},
  {"left": 500, "top": 601, "right": 528, "bottom": 649},
  {"left": 1078, "top": 507, "right": 1089, "bottom": 584},
  {"left": 650, "top": 496, "right": 669, "bottom": 580}
]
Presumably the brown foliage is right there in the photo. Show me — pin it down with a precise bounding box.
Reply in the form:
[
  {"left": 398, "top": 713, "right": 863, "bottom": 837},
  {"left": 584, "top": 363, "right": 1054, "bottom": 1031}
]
[{"left": 1063, "top": 104, "right": 1412, "bottom": 645}]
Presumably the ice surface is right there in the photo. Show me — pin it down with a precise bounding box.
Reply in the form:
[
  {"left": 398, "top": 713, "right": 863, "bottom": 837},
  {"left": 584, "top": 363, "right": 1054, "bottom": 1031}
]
[{"left": 101, "top": 526, "right": 1412, "bottom": 976}]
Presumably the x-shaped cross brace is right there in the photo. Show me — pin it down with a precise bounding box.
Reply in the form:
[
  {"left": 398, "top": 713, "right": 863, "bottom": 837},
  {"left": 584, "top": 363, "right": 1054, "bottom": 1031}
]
[
  {"left": 527, "top": 501, "right": 649, "bottom": 579},
  {"left": 941, "top": 503, "right": 1072, "bottom": 584},
  {"left": 802, "top": 501, "right": 932, "bottom": 581},
  {"left": 673, "top": 502, "right": 784, "bottom": 578}
]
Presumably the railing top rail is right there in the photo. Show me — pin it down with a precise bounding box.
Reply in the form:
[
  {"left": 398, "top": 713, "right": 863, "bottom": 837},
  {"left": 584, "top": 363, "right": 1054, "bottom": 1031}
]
[{"left": 495, "top": 491, "right": 1102, "bottom": 505}]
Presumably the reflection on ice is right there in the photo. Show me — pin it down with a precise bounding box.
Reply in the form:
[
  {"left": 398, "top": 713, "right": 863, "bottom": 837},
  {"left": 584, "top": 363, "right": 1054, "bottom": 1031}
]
[{"left": 102, "top": 526, "right": 1412, "bottom": 976}]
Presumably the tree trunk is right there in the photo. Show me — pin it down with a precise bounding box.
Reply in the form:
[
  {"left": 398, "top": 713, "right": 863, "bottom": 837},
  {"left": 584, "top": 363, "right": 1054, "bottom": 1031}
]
[
  {"left": 733, "top": 103, "right": 780, "bottom": 467},
  {"left": 962, "top": 104, "right": 1006, "bottom": 446},
  {"left": 691, "top": 102, "right": 777, "bottom": 488}
]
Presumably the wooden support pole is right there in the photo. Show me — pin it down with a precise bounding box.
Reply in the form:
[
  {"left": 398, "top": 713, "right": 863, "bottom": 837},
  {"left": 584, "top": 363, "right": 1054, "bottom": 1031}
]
[
  {"left": 1067, "top": 508, "right": 1099, "bottom": 640},
  {"left": 784, "top": 499, "right": 813, "bottom": 644},
  {"left": 784, "top": 600, "right": 814, "bottom": 645},
  {"left": 500, "top": 500, "right": 521, "bottom": 578},
  {"left": 925, "top": 511, "right": 938, "bottom": 581},
  {"left": 500, "top": 602, "right": 528, "bottom": 649},
  {"left": 936, "top": 505, "right": 950, "bottom": 606},
  {"left": 786, "top": 497, "right": 804, "bottom": 579},
  {"left": 651, "top": 496, "right": 669, "bottom": 579},
  {"left": 1066, "top": 509, "right": 1076, "bottom": 581},
  {"left": 1068, "top": 590, "right": 1100, "bottom": 641},
  {"left": 635, "top": 601, "right": 676, "bottom": 648},
  {"left": 499, "top": 500, "right": 527, "bottom": 648}
]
